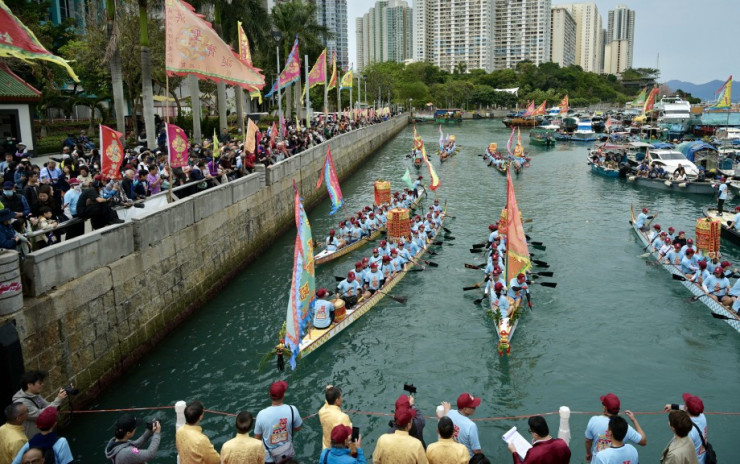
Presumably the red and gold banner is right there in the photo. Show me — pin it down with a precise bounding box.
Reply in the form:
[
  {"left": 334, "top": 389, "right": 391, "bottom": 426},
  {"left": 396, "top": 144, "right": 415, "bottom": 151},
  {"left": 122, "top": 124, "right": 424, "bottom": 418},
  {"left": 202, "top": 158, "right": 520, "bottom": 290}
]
[
  {"left": 559, "top": 95, "right": 568, "bottom": 114},
  {"left": 643, "top": 86, "right": 659, "bottom": 114},
  {"left": 99, "top": 125, "right": 124, "bottom": 180},
  {"left": 245, "top": 117, "right": 258, "bottom": 154},
  {"left": 327, "top": 50, "right": 338, "bottom": 90},
  {"left": 166, "top": 123, "right": 189, "bottom": 168},
  {"left": 532, "top": 101, "right": 547, "bottom": 116},
  {"left": 504, "top": 170, "right": 530, "bottom": 280},
  {"left": 165, "top": 0, "right": 264, "bottom": 90},
  {"left": 236, "top": 21, "right": 253, "bottom": 67},
  {"left": 278, "top": 38, "right": 300, "bottom": 89}
]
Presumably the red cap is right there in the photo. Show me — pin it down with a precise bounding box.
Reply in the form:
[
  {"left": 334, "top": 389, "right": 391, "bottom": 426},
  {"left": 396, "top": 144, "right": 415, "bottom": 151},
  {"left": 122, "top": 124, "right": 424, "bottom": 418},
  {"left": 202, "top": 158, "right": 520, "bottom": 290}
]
[
  {"left": 382, "top": 255, "right": 391, "bottom": 262},
  {"left": 394, "top": 395, "right": 417, "bottom": 417},
  {"left": 269, "top": 381, "right": 288, "bottom": 400},
  {"left": 391, "top": 249, "right": 398, "bottom": 255},
  {"left": 714, "top": 267, "right": 723, "bottom": 275},
  {"left": 362, "top": 257, "right": 369, "bottom": 263},
  {"left": 674, "top": 243, "right": 682, "bottom": 249},
  {"left": 329, "top": 229, "right": 335, "bottom": 235},
  {"left": 370, "top": 262, "right": 378, "bottom": 269},
  {"left": 687, "top": 239, "right": 694, "bottom": 244},
  {"left": 686, "top": 248, "right": 695, "bottom": 255},
  {"left": 427, "top": 213, "right": 432, "bottom": 218},
  {"left": 669, "top": 227, "right": 675, "bottom": 231},
  {"left": 517, "top": 273, "right": 526, "bottom": 281},
  {"left": 418, "top": 175, "right": 423, "bottom": 180},
  {"left": 642, "top": 208, "right": 648, "bottom": 213},
  {"left": 493, "top": 266, "right": 502, "bottom": 274},
  {"left": 68, "top": 178, "right": 80, "bottom": 186},
  {"left": 394, "top": 407, "right": 414, "bottom": 427},
  {"left": 355, "top": 261, "right": 363, "bottom": 269},
  {"left": 682, "top": 393, "right": 704, "bottom": 415},
  {"left": 660, "top": 231, "right": 667, "bottom": 236},
  {"left": 679, "top": 231, "right": 685, "bottom": 235},
  {"left": 373, "top": 248, "right": 379, "bottom": 254},
  {"left": 665, "top": 238, "right": 672, "bottom": 244},
  {"left": 494, "top": 282, "right": 504, "bottom": 291},
  {"left": 347, "top": 271, "right": 356, "bottom": 280},
  {"left": 457, "top": 393, "right": 482, "bottom": 410},
  {"left": 721, "top": 260, "right": 731, "bottom": 267},
  {"left": 600, "top": 393, "right": 620, "bottom": 414},
  {"left": 380, "top": 240, "right": 387, "bottom": 246},
  {"left": 317, "top": 288, "right": 328, "bottom": 298},
  {"left": 331, "top": 424, "right": 353, "bottom": 443},
  {"left": 36, "top": 407, "right": 58, "bottom": 428},
  {"left": 489, "top": 224, "right": 496, "bottom": 231},
  {"left": 339, "top": 221, "right": 346, "bottom": 226},
  {"left": 699, "top": 261, "right": 707, "bottom": 269},
  {"left": 735, "top": 206, "right": 740, "bottom": 212},
  {"left": 94, "top": 174, "right": 104, "bottom": 181},
  {"left": 653, "top": 224, "right": 661, "bottom": 230},
  {"left": 369, "top": 213, "right": 375, "bottom": 217}
]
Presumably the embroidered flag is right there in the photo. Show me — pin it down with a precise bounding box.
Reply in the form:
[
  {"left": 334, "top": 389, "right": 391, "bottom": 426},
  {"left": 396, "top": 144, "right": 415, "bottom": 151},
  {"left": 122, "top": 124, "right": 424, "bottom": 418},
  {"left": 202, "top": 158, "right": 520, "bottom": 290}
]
[
  {"left": 327, "top": 50, "right": 338, "bottom": 90},
  {"left": 532, "top": 101, "right": 547, "bottom": 116},
  {"left": 100, "top": 125, "right": 124, "bottom": 180},
  {"left": 245, "top": 117, "right": 258, "bottom": 154},
  {"left": 278, "top": 38, "right": 301, "bottom": 89},
  {"left": 506, "top": 127, "right": 515, "bottom": 156},
  {"left": 270, "top": 121, "right": 278, "bottom": 146},
  {"left": 401, "top": 168, "right": 414, "bottom": 190},
  {"left": 166, "top": 123, "right": 190, "bottom": 168},
  {"left": 438, "top": 125, "right": 444, "bottom": 149},
  {"left": 264, "top": 79, "right": 278, "bottom": 98},
  {"left": 605, "top": 116, "right": 613, "bottom": 132},
  {"left": 513, "top": 128, "right": 524, "bottom": 158},
  {"left": 340, "top": 67, "right": 353, "bottom": 89},
  {"left": 559, "top": 95, "right": 568, "bottom": 114},
  {"left": 249, "top": 89, "right": 263, "bottom": 104},
  {"left": 236, "top": 21, "right": 253, "bottom": 66},
  {"left": 505, "top": 169, "right": 531, "bottom": 281},
  {"left": 709, "top": 75, "right": 733, "bottom": 110},
  {"left": 165, "top": 0, "right": 264, "bottom": 90},
  {"left": 521, "top": 101, "right": 535, "bottom": 117},
  {"left": 212, "top": 129, "right": 219, "bottom": 158},
  {"left": 315, "top": 147, "right": 344, "bottom": 215},
  {"left": 301, "top": 49, "right": 327, "bottom": 103},
  {"left": 631, "top": 87, "right": 647, "bottom": 106},
  {"left": 419, "top": 140, "right": 440, "bottom": 191},
  {"left": 643, "top": 86, "right": 659, "bottom": 114},
  {"left": 0, "top": 0, "right": 79, "bottom": 81}
]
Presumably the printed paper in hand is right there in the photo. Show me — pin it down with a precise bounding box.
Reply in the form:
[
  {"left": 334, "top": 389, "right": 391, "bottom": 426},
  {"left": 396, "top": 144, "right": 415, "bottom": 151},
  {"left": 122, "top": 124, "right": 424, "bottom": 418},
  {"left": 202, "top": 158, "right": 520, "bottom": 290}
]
[{"left": 502, "top": 426, "right": 532, "bottom": 460}]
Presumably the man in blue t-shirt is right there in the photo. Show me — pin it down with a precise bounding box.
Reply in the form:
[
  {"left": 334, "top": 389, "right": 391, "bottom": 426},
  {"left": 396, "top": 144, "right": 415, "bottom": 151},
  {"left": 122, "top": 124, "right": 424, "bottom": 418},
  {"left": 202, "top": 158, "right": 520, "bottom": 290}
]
[
  {"left": 585, "top": 393, "right": 646, "bottom": 462},
  {"left": 312, "top": 289, "right": 334, "bottom": 329},
  {"left": 254, "top": 381, "right": 302, "bottom": 464},
  {"left": 439, "top": 392, "right": 482, "bottom": 457},
  {"left": 591, "top": 416, "right": 639, "bottom": 464}
]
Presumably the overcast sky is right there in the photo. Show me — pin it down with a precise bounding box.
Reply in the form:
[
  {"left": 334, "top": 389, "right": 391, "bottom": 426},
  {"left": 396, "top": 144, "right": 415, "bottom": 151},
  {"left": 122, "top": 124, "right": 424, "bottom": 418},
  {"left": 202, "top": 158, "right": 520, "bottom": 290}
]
[{"left": 346, "top": 0, "right": 738, "bottom": 84}]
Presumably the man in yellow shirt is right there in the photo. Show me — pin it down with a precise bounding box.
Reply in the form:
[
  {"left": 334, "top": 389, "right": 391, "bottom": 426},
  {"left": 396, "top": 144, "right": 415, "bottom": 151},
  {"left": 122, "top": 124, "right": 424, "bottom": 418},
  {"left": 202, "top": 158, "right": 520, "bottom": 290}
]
[
  {"left": 372, "top": 408, "right": 428, "bottom": 464},
  {"left": 175, "top": 401, "right": 220, "bottom": 464},
  {"left": 426, "top": 417, "right": 468, "bottom": 464},
  {"left": 319, "top": 385, "right": 352, "bottom": 449},
  {"left": 0, "top": 403, "right": 28, "bottom": 464},
  {"left": 220, "top": 411, "right": 265, "bottom": 464}
]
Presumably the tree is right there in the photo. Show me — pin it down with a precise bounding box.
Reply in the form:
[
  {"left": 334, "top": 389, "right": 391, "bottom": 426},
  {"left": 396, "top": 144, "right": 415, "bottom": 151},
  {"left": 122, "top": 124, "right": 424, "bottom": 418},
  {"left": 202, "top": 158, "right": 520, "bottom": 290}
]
[
  {"left": 106, "top": 0, "right": 127, "bottom": 134},
  {"left": 138, "top": 0, "right": 156, "bottom": 149}
]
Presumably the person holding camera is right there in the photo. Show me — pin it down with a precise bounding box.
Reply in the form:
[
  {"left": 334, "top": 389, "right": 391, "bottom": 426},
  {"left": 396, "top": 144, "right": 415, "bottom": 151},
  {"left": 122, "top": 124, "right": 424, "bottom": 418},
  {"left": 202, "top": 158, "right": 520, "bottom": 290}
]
[
  {"left": 105, "top": 413, "right": 161, "bottom": 464},
  {"left": 12, "top": 371, "right": 68, "bottom": 438},
  {"left": 372, "top": 408, "right": 427, "bottom": 464},
  {"left": 319, "top": 425, "right": 364, "bottom": 464}
]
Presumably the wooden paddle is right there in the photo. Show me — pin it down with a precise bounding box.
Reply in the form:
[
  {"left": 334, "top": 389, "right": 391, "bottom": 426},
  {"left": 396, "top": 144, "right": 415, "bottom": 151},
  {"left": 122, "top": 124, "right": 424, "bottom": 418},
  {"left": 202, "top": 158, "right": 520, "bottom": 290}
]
[
  {"left": 471, "top": 243, "right": 486, "bottom": 248},
  {"left": 375, "top": 291, "right": 408, "bottom": 304},
  {"left": 473, "top": 297, "right": 486, "bottom": 304},
  {"left": 463, "top": 282, "right": 484, "bottom": 291},
  {"left": 465, "top": 263, "right": 485, "bottom": 270},
  {"left": 419, "top": 258, "right": 439, "bottom": 267},
  {"left": 532, "top": 271, "right": 554, "bottom": 277},
  {"left": 532, "top": 259, "right": 549, "bottom": 268},
  {"left": 532, "top": 244, "right": 546, "bottom": 251},
  {"left": 470, "top": 248, "right": 484, "bottom": 253},
  {"left": 443, "top": 227, "right": 452, "bottom": 234}
]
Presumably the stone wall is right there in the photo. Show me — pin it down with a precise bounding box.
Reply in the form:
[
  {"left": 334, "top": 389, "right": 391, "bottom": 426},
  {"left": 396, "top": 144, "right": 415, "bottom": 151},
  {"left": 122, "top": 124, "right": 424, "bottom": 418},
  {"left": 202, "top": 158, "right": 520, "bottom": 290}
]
[{"left": 0, "top": 115, "right": 408, "bottom": 401}]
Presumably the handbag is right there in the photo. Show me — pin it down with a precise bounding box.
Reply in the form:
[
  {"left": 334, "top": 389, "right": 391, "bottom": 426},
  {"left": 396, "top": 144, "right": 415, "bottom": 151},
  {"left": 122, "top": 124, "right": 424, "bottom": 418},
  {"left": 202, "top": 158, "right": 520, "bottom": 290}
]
[
  {"left": 263, "top": 405, "right": 296, "bottom": 464},
  {"left": 691, "top": 422, "right": 717, "bottom": 464}
]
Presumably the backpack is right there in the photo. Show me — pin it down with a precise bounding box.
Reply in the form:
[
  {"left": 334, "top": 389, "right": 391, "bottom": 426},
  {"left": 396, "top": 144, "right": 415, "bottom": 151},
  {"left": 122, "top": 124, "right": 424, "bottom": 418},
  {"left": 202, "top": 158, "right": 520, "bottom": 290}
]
[{"left": 692, "top": 423, "right": 717, "bottom": 464}]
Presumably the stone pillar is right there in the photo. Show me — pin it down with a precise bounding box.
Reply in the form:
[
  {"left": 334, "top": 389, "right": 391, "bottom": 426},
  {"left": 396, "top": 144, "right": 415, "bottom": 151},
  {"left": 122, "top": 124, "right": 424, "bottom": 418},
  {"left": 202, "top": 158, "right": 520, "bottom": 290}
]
[{"left": 0, "top": 251, "right": 23, "bottom": 315}]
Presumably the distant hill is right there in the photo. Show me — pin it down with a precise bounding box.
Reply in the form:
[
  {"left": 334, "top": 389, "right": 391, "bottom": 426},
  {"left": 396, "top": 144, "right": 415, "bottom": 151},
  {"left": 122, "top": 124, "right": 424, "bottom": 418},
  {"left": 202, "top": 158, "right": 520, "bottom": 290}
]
[{"left": 664, "top": 79, "right": 739, "bottom": 102}]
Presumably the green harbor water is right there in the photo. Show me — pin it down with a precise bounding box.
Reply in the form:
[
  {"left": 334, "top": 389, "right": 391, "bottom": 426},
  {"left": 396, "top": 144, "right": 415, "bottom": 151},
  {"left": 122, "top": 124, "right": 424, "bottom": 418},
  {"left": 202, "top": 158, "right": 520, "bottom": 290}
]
[{"left": 66, "top": 120, "right": 740, "bottom": 462}]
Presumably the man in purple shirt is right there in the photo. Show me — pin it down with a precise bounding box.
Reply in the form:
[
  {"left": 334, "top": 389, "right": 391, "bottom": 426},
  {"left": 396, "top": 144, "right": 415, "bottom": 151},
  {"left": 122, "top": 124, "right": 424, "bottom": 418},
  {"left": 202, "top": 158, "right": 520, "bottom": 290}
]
[{"left": 508, "top": 415, "right": 570, "bottom": 464}]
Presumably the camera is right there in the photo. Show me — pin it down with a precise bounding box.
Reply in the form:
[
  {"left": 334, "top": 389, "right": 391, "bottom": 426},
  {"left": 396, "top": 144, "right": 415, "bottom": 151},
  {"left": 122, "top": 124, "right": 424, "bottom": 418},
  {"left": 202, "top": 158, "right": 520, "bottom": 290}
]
[
  {"left": 63, "top": 383, "right": 79, "bottom": 396},
  {"left": 145, "top": 419, "right": 160, "bottom": 431},
  {"left": 403, "top": 383, "right": 417, "bottom": 395}
]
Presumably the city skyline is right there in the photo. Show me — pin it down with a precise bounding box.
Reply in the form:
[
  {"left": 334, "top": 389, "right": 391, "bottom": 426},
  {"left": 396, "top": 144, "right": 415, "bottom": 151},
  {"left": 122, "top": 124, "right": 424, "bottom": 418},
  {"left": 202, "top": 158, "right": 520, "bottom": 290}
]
[{"left": 346, "top": 0, "right": 738, "bottom": 84}]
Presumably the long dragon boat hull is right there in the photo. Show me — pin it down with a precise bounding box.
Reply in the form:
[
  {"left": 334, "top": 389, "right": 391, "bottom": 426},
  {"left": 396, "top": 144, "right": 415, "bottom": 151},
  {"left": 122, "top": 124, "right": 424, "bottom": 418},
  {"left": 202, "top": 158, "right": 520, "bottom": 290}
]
[
  {"left": 298, "top": 205, "right": 448, "bottom": 358},
  {"left": 626, "top": 176, "right": 717, "bottom": 195},
  {"left": 314, "top": 187, "right": 425, "bottom": 265},
  {"left": 703, "top": 207, "right": 740, "bottom": 247},
  {"left": 630, "top": 205, "right": 740, "bottom": 334}
]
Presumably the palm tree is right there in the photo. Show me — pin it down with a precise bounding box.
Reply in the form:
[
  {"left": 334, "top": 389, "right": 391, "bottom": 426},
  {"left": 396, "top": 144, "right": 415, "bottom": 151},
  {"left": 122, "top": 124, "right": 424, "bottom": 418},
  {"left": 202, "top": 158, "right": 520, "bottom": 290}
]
[{"left": 105, "top": 0, "right": 126, "bottom": 134}]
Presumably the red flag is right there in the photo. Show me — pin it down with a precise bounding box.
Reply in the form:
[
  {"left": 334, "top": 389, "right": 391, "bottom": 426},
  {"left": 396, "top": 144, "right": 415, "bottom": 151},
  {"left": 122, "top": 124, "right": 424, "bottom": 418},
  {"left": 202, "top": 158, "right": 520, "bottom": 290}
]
[
  {"left": 505, "top": 170, "right": 530, "bottom": 280},
  {"left": 166, "top": 123, "right": 190, "bottom": 168},
  {"left": 559, "top": 95, "right": 568, "bottom": 114},
  {"left": 245, "top": 118, "right": 259, "bottom": 154},
  {"left": 270, "top": 122, "right": 278, "bottom": 147},
  {"left": 532, "top": 101, "right": 547, "bottom": 116},
  {"left": 643, "top": 87, "right": 659, "bottom": 114},
  {"left": 99, "top": 125, "right": 124, "bottom": 180}
]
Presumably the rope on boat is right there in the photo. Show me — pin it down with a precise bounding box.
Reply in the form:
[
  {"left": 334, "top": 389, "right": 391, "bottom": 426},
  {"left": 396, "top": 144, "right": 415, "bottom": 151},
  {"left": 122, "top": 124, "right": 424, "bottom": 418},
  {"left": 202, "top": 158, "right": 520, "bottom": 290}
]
[{"left": 60, "top": 407, "right": 740, "bottom": 421}]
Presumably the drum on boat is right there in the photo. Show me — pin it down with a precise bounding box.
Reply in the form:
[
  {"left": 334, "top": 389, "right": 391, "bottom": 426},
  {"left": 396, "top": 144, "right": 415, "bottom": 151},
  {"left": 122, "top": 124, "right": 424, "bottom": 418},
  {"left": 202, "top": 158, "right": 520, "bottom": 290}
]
[{"left": 333, "top": 299, "right": 347, "bottom": 322}]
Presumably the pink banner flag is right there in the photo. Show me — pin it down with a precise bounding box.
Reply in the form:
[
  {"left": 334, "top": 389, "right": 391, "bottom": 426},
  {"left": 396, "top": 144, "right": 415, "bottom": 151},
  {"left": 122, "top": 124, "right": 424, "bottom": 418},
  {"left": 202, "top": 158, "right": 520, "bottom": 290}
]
[
  {"left": 165, "top": 0, "right": 264, "bottom": 90},
  {"left": 270, "top": 121, "right": 278, "bottom": 147},
  {"left": 278, "top": 38, "right": 301, "bottom": 89},
  {"left": 280, "top": 115, "right": 287, "bottom": 139},
  {"left": 307, "top": 49, "right": 327, "bottom": 88},
  {"left": 166, "top": 123, "right": 190, "bottom": 168},
  {"left": 100, "top": 125, "right": 124, "bottom": 180}
]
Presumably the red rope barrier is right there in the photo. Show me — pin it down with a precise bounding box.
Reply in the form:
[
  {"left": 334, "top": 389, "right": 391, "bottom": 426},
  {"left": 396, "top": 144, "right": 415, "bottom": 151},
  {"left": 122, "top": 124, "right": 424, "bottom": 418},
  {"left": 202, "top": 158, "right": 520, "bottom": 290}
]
[{"left": 60, "top": 406, "right": 740, "bottom": 420}]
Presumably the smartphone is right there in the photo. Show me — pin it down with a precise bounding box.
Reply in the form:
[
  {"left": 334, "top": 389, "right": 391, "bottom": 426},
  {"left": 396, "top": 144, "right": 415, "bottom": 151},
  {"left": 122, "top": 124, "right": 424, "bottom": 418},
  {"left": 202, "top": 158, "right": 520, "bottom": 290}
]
[{"left": 351, "top": 426, "right": 360, "bottom": 442}]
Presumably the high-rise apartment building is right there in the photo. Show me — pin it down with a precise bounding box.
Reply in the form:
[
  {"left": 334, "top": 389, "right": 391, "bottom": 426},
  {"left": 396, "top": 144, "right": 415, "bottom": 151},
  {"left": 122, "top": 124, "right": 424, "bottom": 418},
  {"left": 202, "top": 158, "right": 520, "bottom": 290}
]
[
  {"left": 356, "top": 1, "right": 413, "bottom": 72},
  {"left": 356, "top": 17, "right": 365, "bottom": 72},
  {"left": 560, "top": 3, "right": 603, "bottom": 73},
  {"left": 313, "top": 0, "right": 349, "bottom": 69},
  {"left": 420, "top": 0, "right": 495, "bottom": 72},
  {"left": 604, "top": 4, "right": 635, "bottom": 74},
  {"left": 413, "top": 0, "right": 429, "bottom": 62},
  {"left": 493, "top": 0, "right": 551, "bottom": 70},
  {"left": 550, "top": 7, "right": 576, "bottom": 67}
]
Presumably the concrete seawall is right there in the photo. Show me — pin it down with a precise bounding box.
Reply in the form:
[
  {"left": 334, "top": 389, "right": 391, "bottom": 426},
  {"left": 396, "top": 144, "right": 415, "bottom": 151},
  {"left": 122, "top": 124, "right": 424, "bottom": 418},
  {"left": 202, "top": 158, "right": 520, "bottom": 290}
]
[{"left": 0, "top": 115, "right": 408, "bottom": 402}]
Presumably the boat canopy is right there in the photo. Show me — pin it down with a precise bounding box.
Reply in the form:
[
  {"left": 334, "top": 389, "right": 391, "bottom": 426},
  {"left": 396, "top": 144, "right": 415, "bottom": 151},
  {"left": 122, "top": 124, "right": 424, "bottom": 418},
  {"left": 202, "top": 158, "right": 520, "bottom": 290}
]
[
  {"left": 651, "top": 142, "right": 674, "bottom": 149},
  {"left": 678, "top": 141, "right": 718, "bottom": 162}
]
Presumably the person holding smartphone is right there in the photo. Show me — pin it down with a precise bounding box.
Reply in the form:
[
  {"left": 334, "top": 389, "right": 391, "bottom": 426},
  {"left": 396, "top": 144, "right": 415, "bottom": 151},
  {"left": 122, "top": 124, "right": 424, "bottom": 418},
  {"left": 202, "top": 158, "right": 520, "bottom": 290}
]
[
  {"left": 319, "top": 425, "right": 365, "bottom": 464},
  {"left": 104, "top": 413, "right": 161, "bottom": 464}
]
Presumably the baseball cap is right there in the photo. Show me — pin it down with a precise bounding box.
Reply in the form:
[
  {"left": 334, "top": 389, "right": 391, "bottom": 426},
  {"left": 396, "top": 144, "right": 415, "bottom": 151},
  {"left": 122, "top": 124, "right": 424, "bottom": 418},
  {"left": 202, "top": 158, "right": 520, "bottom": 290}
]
[
  {"left": 269, "top": 380, "right": 288, "bottom": 400},
  {"left": 115, "top": 413, "right": 138, "bottom": 434},
  {"left": 457, "top": 393, "right": 482, "bottom": 410},
  {"left": 331, "top": 424, "right": 352, "bottom": 443},
  {"left": 395, "top": 395, "right": 418, "bottom": 418},
  {"left": 36, "top": 407, "right": 58, "bottom": 428},
  {"left": 2, "top": 181, "right": 14, "bottom": 189},
  {"left": 682, "top": 393, "right": 704, "bottom": 415},
  {"left": 600, "top": 393, "right": 620, "bottom": 414},
  {"left": 394, "top": 407, "right": 413, "bottom": 427}
]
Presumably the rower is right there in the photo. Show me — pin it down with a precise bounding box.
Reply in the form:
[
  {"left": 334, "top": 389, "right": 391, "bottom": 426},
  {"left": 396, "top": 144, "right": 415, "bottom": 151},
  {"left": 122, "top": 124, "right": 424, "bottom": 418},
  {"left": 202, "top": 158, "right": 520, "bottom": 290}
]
[
  {"left": 490, "top": 266, "right": 507, "bottom": 291},
  {"left": 680, "top": 248, "right": 699, "bottom": 276},
  {"left": 507, "top": 273, "right": 528, "bottom": 309},
  {"left": 487, "top": 224, "right": 499, "bottom": 248},
  {"left": 411, "top": 215, "right": 422, "bottom": 233},
  {"left": 350, "top": 261, "right": 369, "bottom": 285},
  {"left": 412, "top": 176, "right": 423, "bottom": 197},
  {"left": 380, "top": 255, "right": 395, "bottom": 280},
  {"left": 336, "top": 271, "right": 361, "bottom": 309},
  {"left": 701, "top": 267, "right": 731, "bottom": 304},
  {"left": 363, "top": 262, "right": 385, "bottom": 295},
  {"left": 369, "top": 248, "right": 383, "bottom": 266},
  {"left": 390, "top": 248, "right": 406, "bottom": 271},
  {"left": 411, "top": 229, "right": 426, "bottom": 252},
  {"left": 490, "top": 282, "right": 513, "bottom": 318},
  {"left": 378, "top": 239, "right": 392, "bottom": 257},
  {"left": 423, "top": 213, "right": 435, "bottom": 232},
  {"left": 674, "top": 230, "right": 687, "bottom": 247},
  {"left": 396, "top": 240, "right": 413, "bottom": 264},
  {"left": 634, "top": 208, "right": 654, "bottom": 231},
  {"left": 665, "top": 243, "right": 683, "bottom": 266},
  {"left": 376, "top": 207, "right": 387, "bottom": 225},
  {"left": 667, "top": 226, "right": 676, "bottom": 241},
  {"left": 338, "top": 220, "right": 350, "bottom": 242},
  {"left": 652, "top": 231, "right": 667, "bottom": 252},
  {"left": 658, "top": 237, "right": 673, "bottom": 259},
  {"left": 719, "top": 260, "right": 739, "bottom": 278},
  {"left": 690, "top": 260, "right": 710, "bottom": 285},
  {"left": 312, "top": 288, "right": 335, "bottom": 329},
  {"left": 326, "top": 229, "right": 340, "bottom": 252},
  {"left": 648, "top": 224, "right": 662, "bottom": 242},
  {"left": 727, "top": 206, "right": 740, "bottom": 231},
  {"left": 432, "top": 198, "right": 441, "bottom": 214},
  {"left": 484, "top": 252, "right": 503, "bottom": 275},
  {"left": 432, "top": 211, "right": 442, "bottom": 228},
  {"left": 680, "top": 238, "right": 697, "bottom": 257},
  {"left": 348, "top": 218, "right": 361, "bottom": 242},
  {"left": 367, "top": 212, "right": 378, "bottom": 231}
]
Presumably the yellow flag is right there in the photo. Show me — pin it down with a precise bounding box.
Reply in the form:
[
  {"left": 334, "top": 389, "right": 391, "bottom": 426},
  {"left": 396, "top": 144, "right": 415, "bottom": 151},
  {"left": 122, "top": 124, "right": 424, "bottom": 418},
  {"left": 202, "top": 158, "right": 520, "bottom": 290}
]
[
  {"left": 213, "top": 129, "right": 219, "bottom": 158},
  {"left": 340, "top": 68, "right": 353, "bottom": 89}
]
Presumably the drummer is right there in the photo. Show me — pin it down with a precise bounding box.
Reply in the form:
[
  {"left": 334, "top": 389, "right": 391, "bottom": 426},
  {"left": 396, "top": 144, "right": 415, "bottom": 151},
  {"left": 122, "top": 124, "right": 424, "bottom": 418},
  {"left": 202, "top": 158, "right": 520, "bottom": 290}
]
[
  {"left": 336, "top": 271, "right": 361, "bottom": 308},
  {"left": 412, "top": 176, "right": 423, "bottom": 197},
  {"left": 363, "top": 262, "right": 385, "bottom": 295},
  {"left": 701, "top": 267, "right": 731, "bottom": 303},
  {"left": 369, "top": 248, "right": 383, "bottom": 266},
  {"left": 312, "top": 288, "right": 335, "bottom": 329}
]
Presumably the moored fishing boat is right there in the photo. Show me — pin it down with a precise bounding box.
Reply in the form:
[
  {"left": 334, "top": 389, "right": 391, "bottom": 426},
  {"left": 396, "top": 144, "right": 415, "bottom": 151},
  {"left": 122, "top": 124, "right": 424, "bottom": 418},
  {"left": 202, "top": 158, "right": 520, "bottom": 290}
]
[
  {"left": 314, "top": 186, "right": 425, "bottom": 265},
  {"left": 630, "top": 205, "right": 740, "bottom": 334},
  {"left": 298, "top": 204, "right": 448, "bottom": 358},
  {"left": 529, "top": 128, "right": 556, "bottom": 147},
  {"left": 703, "top": 207, "right": 740, "bottom": 247},
  {"left": 626, "top": 175, "right": 717, "bottom": 195},
  {"left": 587, "top": 157, "right": 620, "bottom": 178},
  {"left": 503, "top": 117, "right": 538, "bottom": 128}
]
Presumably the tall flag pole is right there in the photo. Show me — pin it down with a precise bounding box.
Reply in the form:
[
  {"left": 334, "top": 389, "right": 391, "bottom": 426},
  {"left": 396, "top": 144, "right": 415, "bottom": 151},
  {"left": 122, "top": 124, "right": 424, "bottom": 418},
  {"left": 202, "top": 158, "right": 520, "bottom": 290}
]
[
  {"left": 315, "top": 147, "right": 344, "bottom": 215},
  {"left": 0, "top": 0, "right": 79, "bottom": 81}
]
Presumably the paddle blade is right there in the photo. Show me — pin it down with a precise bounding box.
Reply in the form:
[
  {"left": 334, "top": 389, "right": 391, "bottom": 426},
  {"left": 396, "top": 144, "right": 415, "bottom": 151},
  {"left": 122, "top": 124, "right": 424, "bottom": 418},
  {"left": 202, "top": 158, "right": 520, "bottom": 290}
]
[
  {"left": 529, "top": 241, "right": 544, "bottom": 246},
  {"left": 463, "top": 283, "right": 482, "bottom": 291},
  {"left": 534, "top": 262, "right": 550, "bottom": 268},
  {"left": 534, "top": 271, "right": 554, "bottom": 277},
  {"left": 470, "top": 249, "right": 483, "bottom": 253},
  {"left": 427, "top": 250, "right": 437, "bottom": 256},
  {"left": 539, "top": 282, "right": 557, "bottom": 288},
  {"left": 532, "top": 244, "right": 546, "bottom": 251},
  {"left": 427, "top": 261, "right": 439, "bottom": 267},
  {"left": 445, "top": 236, "right": 456, "bottom": 240},
  {"left": 433, "top": 241, "right": 443, "bottom": 245},
  {"left": 639, "top": 253, "right": 652, "bottom": 258},
  {"left": 389, "top": 295, "right": 408, "bottom": 304},
  {"left": 672, "top": 273, "right": 687, "bottom": 282},
  {"left": 473, "top": 298, "right": 485, "bottom": 305},
  {"left": 711, "top": 312, "right": 732, "bottom": 320},
  {"left": 464, "top": 263, "right": 483, "bottom": 270},
  {"left": 443, "top": 227, "right": 452, "bottom": 233},
  {"left": 471, "top": 243, "right": 486, "bottom": 248},
  {"left": 335, "top": 276, "right": 345, "bottom": 282}
]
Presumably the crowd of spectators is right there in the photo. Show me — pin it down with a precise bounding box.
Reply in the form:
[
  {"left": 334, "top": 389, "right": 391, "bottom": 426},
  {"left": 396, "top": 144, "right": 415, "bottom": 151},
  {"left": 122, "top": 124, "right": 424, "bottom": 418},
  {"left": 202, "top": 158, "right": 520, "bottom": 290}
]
[{"left": 0, "top": 113, "right": 395, "bottom": 255}]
